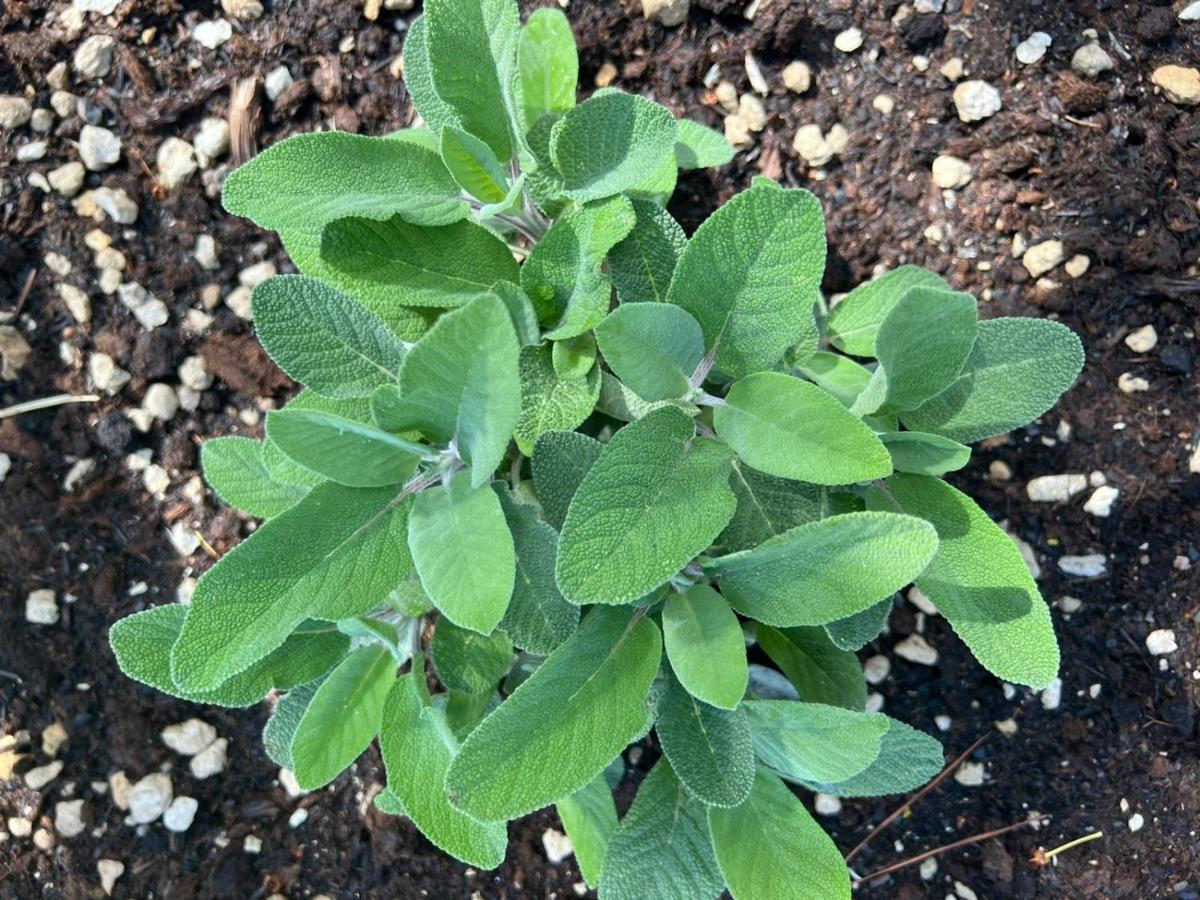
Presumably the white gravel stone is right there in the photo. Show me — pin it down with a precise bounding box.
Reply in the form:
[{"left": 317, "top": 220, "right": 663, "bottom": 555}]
[
  {"left": 934, "top": 714, "right": 952, "bottom": 732},
  {"left": 193, "top": 18, "right": 233, "bottom": 49},
  {"left": 161, "top": 719, "right": 217, "bottom": 756},
  {"left": 744, "top": 52, "right": 769, "bottom": 96},
  {"left": 894, "top": 634, "right": 939, "bottom": 666},
  {"left": 193, "top": 117, "right": 230, "bottom": 166},
  {"left": 1016, "top": 32, "right": 1052, "bottom": 65},
  {"left": 0, "top": 95, "right": 33, "bottom": 129},
  {"left": 178, "top": 355, "right": 213, "bottom": 391},
  {"left": 88, "top": 352, "right": 130, "bottom": 394},
  {"left": 163, "top": 796, "right": 199, "bottom": 832},
  {"left": 1022, "top": 240, "right": 1065, "bottom": 277},
  {"left": 223, "top": 0, "right": 265, "bottom": 18},
  {"left": 42, "top": 722, "right": 69, "bottom": 757},
  {"left": 168, "top": 522, "right": 200, "bottom": 557},
  {"left": 157, "top": 137, "right": 197, "bottom": 189},
  {"left": 82, "top": 186, "right": 139, "bottom": 224},
  {"left": 142, "top": 383, "right": 179, "bottom": 422},
  {"left": 1040, "top": 677, "right": 1063, "bottom": 710},
  {"left": 58, "top": 284, "right": 92, "bottom": 324},
  {"left": 863, "top": 654, "right": 891, "bottom": 685},
  {"left": 932, "top": 154, "right": 972, "bottom": 189},
  {"left": 1083, "top": 485, "right": 1119, "bottom": 517},
  {"left": 74, "top": 35, "right": 117, "bottom": 79},
  {"left": 239, "top": 260, "right": 277, "bottom": 287},
  {"left": 0, "top": 452, "right": 10, "bottom": 484},
  {"left": 1059, "top": 553, "right": 1107, "bottom": 577},
  {"left": 243, "top": 834, "right": 263, "bottom": 853},
  {"left": 1152, "top": 65, "right": 1200, "bottom": 105},
  {"left": 873, "top": 94, "right": 895, "bottom": 114},
  {"left": 189, "top": 737, "right": 228, "bottom": 779},
  {"left": 542, "top": 827, "right": 574, "bottom": 863},
  {"left": 50, "top": 90, "right": 76, "bottom": 117},
  {"left": 1128, "top": 812, "right": 1145, "bottom": 832},
  {"left": 1072, "top": 42, "right": 1114, "bottom": 79},
  {"left": 1026, "top": 473, "right": 1087, "bottom": 502},
  {"left": 54, "top": 799, "right": 87, "bottom": 837},
  {"left": 78, "top": 125, "right": 120, "bottom": 171},
  {"left": 920, "top": 857, "right": 939, "bottom": 880},
  {"left": 127, "top": 773, "right": 173, "bottom": 824},
  {"left": 834, "top": 27, "right": 863, "bottom": 53},
  {"left": 814, "top": 793, "right": 843, "bottom": 816},
  {"left": 48, "top": 162, "right": 86, "bottom": 197},
  {"left": 1064, "top": 254, "right": 1091, "bottom": 278},
  {"left": 1145, "top": 629, "right": 1177, "bottom": 656},
  {"left": 288, "top": 807, "right": 309, "bottom": 828},
  {"left": 64, "top": 457, "right": 96, "bottom": 491},
  {"left": 25, "top": 589, "right": 59, "bottom": 625},
  {"left": 265, "top": 65, "right": 295, "bottom": 101},
  {"left": 723, "top": 113, "right": 752, "bottom": 149},
  {"left": 824, "top": 123, "right": 848, "bottom": 156},
  {"left": 279, "top": 767, "right": 304, "bottom": 797},
  {"left": 782, "top": 60, "right": 812, "bottom": 93},
  {"left": 8, "top": 816, "right": 33, "bottom": 837},
  {"left": 954, "top": 761, "right": 986, "bottom": 786},
  {"left": 118, "top": 282, "right": 169, "bottom": 329},
  {"left": 1181, "top": 1, "right": 1200, "bottom": 22},
  {"left": 793, "top": 123, "right": 833, "bottom": 166},
  {"left": 0, "top": 326, "right": 31, "bottom": 379},
  {"left": 1124, "top": 324, "right": 1158, "bottom": 353},
  {"left": 97, "top": 859, "right": 125, "bottom": 896},
  {"left": 1118, "top": 372, "right": 1150, "bottom": 393},
  {"left": 16, "top": 140, "right": 47, "bottom": 161},
  {"left": 952, "top": 80, "right": 1002, "bottom": 122},
  {"left": 27, "top": 760, "right": 65, "bottom": 792},
  {"left": 1191, "top": 442, "right": 1200, "bottom": 475},
  {"left": 737, "top": 93, "right": 767, "bottom": 132},
  {"left": 641, "top": 0, "right": 688, "bottom": 27}
]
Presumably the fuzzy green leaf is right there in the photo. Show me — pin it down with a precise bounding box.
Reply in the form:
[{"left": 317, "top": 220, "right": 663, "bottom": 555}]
[
  {"left": 265, "top": 409, "right": 422, "bottom": 487},
  {"left": 879, "top": 431, "right": 971, "bottom": 476},
  {"left": 517, "top": 8, "right": 578, "bottom": 131},
  {"left": 550, "top": 91, "right": 678, "bottom": 202},
  {"left": 262, "top": 677, "right": 324, "bottom": 769},
  {"left": 440, "top": 126, "right": 510, "bottom": 203},
  {"left": 431, "top": 619, "right": 513, "bottom": 695},
  {"left": 743, "top": 700, "right": 887, "bottom": 784},
  {"left": 662, "top": 584, "right": 748, "bottom": 710},
  {"left": 707, "top": 511, "right": 937, "bottom": 627},
  {"left": 532, "top": 430, "right": 604, "bottom": 530},
  {"left": 446, "top": 607, "right": 661, "bottom": 821},
  {"left": 201, "top": 436, "right": 310, "bottom": 518},
  {"left": 261, "top": 391, "right": 375, "bottom": 487},
  {"left": 223, "top": 131, "right": 466, "bottom": 233},
  {"left": 756, "top": 625, "right": 866, "bottom": 710},
  {"left": 491, "top": 281, "right": 542, "bottom": 346},
  {"left": 900, "top": 317, "right": 1085, "bottom": 443},
  {"left": 873, "top": 287, "right": 978, "bottom": 410},
  {"left": 171, "top": 483, "right": 412, "bottom": 692},
  {"left": 714, "top": 372, "right": 892, "bottom": 485},
  {"left": 290, "top": 643, "right": 395, "bottom": 790},
  {"left": 826, "top": 265, "right": 949, "bottom": 357},
  {"left": 595, "top": 371, "right": 701, "bottom": 423},
  {"left": 409, "top": 471, "right": 515, "bottom": 635},
  {"left": 594, "top": 303, "right": 704, "bottom": 402},
  {"left": 712, "top": 461, "right": 823, "bottom": 555},
  {"left": 253, "top": 276, "right": 408, "bottom": 400},
  {"left": 665, "top": 181, "right": 824, "bottom": 378},
  {"left": 556, "top": 775, "right": 618, "bottom": 888},
  {"left": 824, "top": 598, "right": 892, "bottom": 651},
  {"left": 608, "top": 199, "right": 687, "bottom": 304},
  {"left": 674, "top": 118, "right": 734, "bottom": 169},
  {"left": 401, "top": 16, "right": 461, "bottom": 134},
  {"left": 801, "top": 717, "right": 943, "bottom": 798},
  {"left": 656, "top": 674, "right": 754, "bottom": 807},
  {"left": 556, "top": 408, "right": 736, "bottom": 605},
  {"left": 513, "top": 344, "right": 601, "bottom": 455},
  {"left": 794, "top": 351, "right": 873, "bottom": 407}
]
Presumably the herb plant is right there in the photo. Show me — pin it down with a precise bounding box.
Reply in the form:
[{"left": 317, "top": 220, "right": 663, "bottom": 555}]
[{"left": 110, "top": 1, "right": 1085, "bottom": 895}]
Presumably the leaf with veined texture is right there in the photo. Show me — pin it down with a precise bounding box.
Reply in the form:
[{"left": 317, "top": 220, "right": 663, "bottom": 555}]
[
  {"left": 674, "top": 117, "right": 734, "bottom": 169},
  {"left": 799, "top": 716, "right": 943, "bottom": 798},
  {"left": 712, "top": 461, "right": 823, "bottom": 556},
  {"left": 594, "top": 303, "right": 704, "bottom": 402},
  {"left": 401, "top": 15, "right": 461, "bottom": 134},
  {"left": 556, "top": 774, "right": 617, "bottom": 887},
  {"left": 743, "top": 700, "right": 887, "bottom": 784},
  {"left": 655, "top": 674, "right": 754, "bottom": 808},
  {"left": 826, "top": 265, "right": 949, "bottom": 357},
  {"left": 440, "top": 126, "right": 510, "bottom": 203},
  {"left": 756, "top": 625, "right": 866, "bottom": 711},
  {"left": 608, "top": 200, "right": 687, "bottom": 305},
  {"left": 513, "top": 344, "right": 601, "bottom": 455},
  {"left": 201, "top": 436, "right": 310, "bottom": 518},
  {"left": 265, "top": 409, "right": 423, "bottom": 487},
  {"left": 431, "top": 618, "right": 513, "bottom": 695},
  {"left": 531, "top": 430, "right": 604, "bottom": 530},
  {"left": 879, "top": 431, "right": 971, "bottom": 476},
  {"left": 661, "top": 584, "right": 747, "bottom": 710},
  {"left": 516, "top": 7, "right": 578, "bottom": 132},
  {"left": 871, "top": 286, "right": 978, "bottom": 410}
]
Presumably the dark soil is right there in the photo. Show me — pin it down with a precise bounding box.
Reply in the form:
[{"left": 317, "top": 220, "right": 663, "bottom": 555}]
[{"left": 1, "top": 1, "right": 1198, "bottom": 898}]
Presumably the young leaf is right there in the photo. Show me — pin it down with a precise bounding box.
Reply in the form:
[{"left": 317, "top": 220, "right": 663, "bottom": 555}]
[
  {"left": 380, "top": 673, "right": 508, "bottom": 868},
  {"left": 520, "top": 195, "right": 636, "bottom": 338},
  {"left": 826, "top": 265, "right": 949, "bottom": 357},
  {"left": 490, "top": 281, "right": 542, "bottom": 346},
  {"left": 431, "top": 619, "right": 513, "bottom": 694},
  {"left": 708, "top": 768, "right": 852, "bottom": 900},
  {"left": 446, "top": 607, "right": 661, "bottom": 821},
  {"left": 665, "top": 181, "right": 825, "bottom": 378},
  {"left": 824, "top": 597, "right": 892, "bottom": 651},
  {"left": 900, "top": 317, "right": 1086, "bottom": 443},
  {"left": 712, "top": 461, "right": 823, "bottom": 555},
  {"left": 794, "top": 351, "right": 873, "bottom": 407},
  {"left": 261, "top": 390, "right": 375, "bottom": 487},
  {"left": 223, "top": 131, "right": 466, "bottom": 233},
  {"left": 802, "top": 717, "right": 943, "bottom": 798},
  {"left": 289, "top": 643, "right": 395, "bottom": 790},
  {"left": 880, "top": 473, "right": 1060, "bottom": 689},
  {"left": 556, "top": 407, "right": 736, "bottom": 605},
  {"left": 266, "top": 409, "right": 423, "bottom": 487},
  {"left": 171, "top": 483, "right": 413, "bottom": 692},
  {"left": 608, "top": 199, "right": 687, "bottom": 304},
  {"left": 556, "top": 775, "right": 618, "bottom": 888},
  {"left": 598, "top": 759, "right": 724, "bottom": 900},
  {"left": 253, "top": 276, "right": 408, "bottom": 400},
  {"left": 674, "top": 117, "right": 734, "bottom": 169},
  {"left": 756, "top": 625, "right": 866, "bottom": 710},
  {"left": 656, "top": 674, "right": 754, "bottom": 808},
  {"left": 595, "top": 371, "right": 701, "bottom": 423},
  {"left": 714, "top": 373, "right": 893, "bottom": 485},
  {"left": 516, "top": 7, "right": 578, "bottom": 131},
  {"left": 439, "top": 126, "right": 510, "bottom": 203},
  {"left": 401, "top": 15, "right": 462, "bottom": 134},
  {"left": 262, "top": 677, "right": 324, "bottom": 769},
  {"left": 513, "top": 344, "right": 601, "bottom": 455},
  {"left": 424, "top": 0, "right": 520, "bottom": 161},
  {"left": 409, "top": 471, "right": 516, "bottom": 635},
  {"left": 873, "top": 286, "right": 978, "bottom": 410},
  {"left": 662, "top": 584, "right": 748, "bottom": 710},
  {"left": 879, "top": 431, "right": 971, "bottom": 476},
  {"left": 550, "top": 91, "right": 678, "bottom": 202},
  {"left": 743, "top": 700, "right": 887, "bottom": 784},
  {"left": 707, "top": 511, "right": 938, "bottom": 627},
  {"left": 373, "top": 294, "right": 520, "bottom": 487},
  {"left": 531, "top": 430, "right": 604, "bottom": 530},
  {"left": 316, "top": 216, "right": 520, "bottom": 309},
  {"left": 594, "top": 303, "right": 705, "bottom": 402},
  {"left": 201, "top": 436, "right": 310, "bottom": 518}
]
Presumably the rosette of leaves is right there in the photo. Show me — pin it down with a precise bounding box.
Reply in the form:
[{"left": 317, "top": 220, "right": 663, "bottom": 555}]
[{"left": 109, "top": 1, "right": 1085, "bottom": 896}]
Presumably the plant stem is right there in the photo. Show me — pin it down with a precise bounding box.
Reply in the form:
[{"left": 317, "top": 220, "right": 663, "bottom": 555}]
[{"left": 0, "top": 393, "right": 100, "bottom": 420}]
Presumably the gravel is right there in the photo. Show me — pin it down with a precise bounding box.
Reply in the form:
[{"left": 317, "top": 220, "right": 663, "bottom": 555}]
[
  {"left": 143, "top": 383, "right": 180, "bottom": 421},
  {"left": 78, "top": 124, "right": 121, "bottom": 171},
  {"left": 47, "top": 161, "right": 86, "bottom": 196},
  {"left": 74, "top": 34, "right": 116, "bottom": 79},
  {"left": 88, "top": 352, "right": 131, "bottom": 395},
  {"left": 265, "top": 65, "right": 295, "bottom": 101},
  {"left": 193, "top": 18, "right": 234, "bottom": 49},
  {"left": 1072, "top": 42, "right": 1115, "bottom": 79},
  {"left": 640, "top": 0, "right": 688, "bottom": 27},
  {"left": 814, "top": 793, "right": 843, "bottom": 816},
  {"left": 1015, "top": 32, "right": 1052, "bottom": 65},
  {"left": 541, "top": 828, "right": 574, "bottom": 863},
  {"left": 126, "top": 773, "right": 173, "bottom": 824},
  {"left": 25, "top": 759, "right": 64, "bottom": 790},
  {"left": 782, "top": 60, "right": 812, "bottom": 93},
  {"left": 189, "top": 737, "right": 228, "bottom": 779},
  {"left": 1124, "top": 324, "right": 1158, "bottom": 353},
  {"left": 0, "top": 95, "right": 33, "bottom": 128},
  {"left": 54, "top": 799, "right": 87, "bottom": 838},
  {"left": 25, "top": 589, "right": 59, "bottom": 625},
  {"left": 1083, "top": 485, "right": 1119, "bottom": 517},
  {"left": 163, "top": 796, "right": 199, "bottom": 832},
  {"left": 834, "top": 27, "right": 863, "bottom": 53},
  {"left": 97, "top": 860, "right": 125, "bottom": 896},
  {"left": 894, "top": 634, "right": 939, "bottom": 666},
  {"left": 932, "top": 154, "right": 972, "bottom": 189},
  {"left": 178, "top": 355, "right": 213, "bottom": 391},
  {"left": 1145, "top": 629, "right": 1178, "bottom": 655},
  {"left": 954, "top": 761, "right": 986, "bottom": 786},
  {"left": 1151, "top": 65, "right": 1200, "bottom": 105},
  {"left": 1026, "top": 473, "right": 1087, "bottom": 502},
  {"left": 1059, "top": 553, "right": 1107, "bottom": 577},
  {"left": 16, "top": 141, "right": 47, "bottom": 162},
  {"left": 1022, "top": 240, "right": 1065, "bottom": 277},
  {"left": 81, "top": 186, "right": 139, "bottom": 224},
  {"left": 157, "top": 137, "right": 198, "bottom": 189},
  {"left": 193, "top": 117, "right": 230, "bottom": 166},
  {"left": 161, "top": 719, "right": 217, "bottom": 756},
  {"left": 117, "top": 282, "right": 169, "bottom": 329},
  {"left": 952, "top": 80, "right": 1002, "bottom": 122}
]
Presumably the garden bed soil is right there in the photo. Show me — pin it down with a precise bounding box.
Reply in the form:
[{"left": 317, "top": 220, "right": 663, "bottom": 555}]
[{"left": 1, "top": 0, "right": 1198, "bottom": 897}]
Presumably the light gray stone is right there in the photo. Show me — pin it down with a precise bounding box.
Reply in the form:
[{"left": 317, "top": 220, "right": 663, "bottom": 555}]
[
  {"left": 0, "top": 96, "right": 33, "bottom": 129},
  {"left": 156, "top": 137, "right": 197, "bottom": 189},
  {"left": 952, "top": 80, "right": 1002, "bottom": 122},
  {"left": 25, "top": 589, "right": 59, "bottom": 626},
  {"left": 127, "top": 773, "right": 173, "bottom": 824},
  {"left": 78, "top": 125, "right": 121, "bottom": 170},
  {"left": 74, "top": 35, "right": 117, "bottom": 79}
]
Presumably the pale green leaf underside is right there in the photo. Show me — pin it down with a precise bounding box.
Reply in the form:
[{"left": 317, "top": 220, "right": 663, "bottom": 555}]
[
  {"left": 262, "top": 677, "right": 323, "bottom": 769},
  {"left": 439, "top": 125, "right": 510, "bottom": 204},
  {"left": 401, "top": 15, "right": 462, "bottom": 134},
  {"left": 800, "top": 716, "right": 943, "bottom": 798},
  {"left": 824, "top": 597, "right": 892, "bottom": 651},
  {"left": 880, "top": 431, "right": 971, "bottom": 476},
  {"left": 265, "top": 409, "right": 421, "bottom": 487}
]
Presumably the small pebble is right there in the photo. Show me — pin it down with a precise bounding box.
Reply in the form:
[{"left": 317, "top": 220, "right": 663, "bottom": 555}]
[
  {"left": 934, "top": 714, "right": 952, "bottom": 732},
  {"left": 48, "top": 162, "right": 86, "bottom": 197},
  {"left": 954, "top": 761, "right": 986, "bottom": 787},
  {"left": 193, "top": 18, "right": 233, "bottom": 50},
  {"left": 872, "top": 94, "right": 895, "bottom": 114},
  {"left": 8, "top": 816, "right": 33, "bottom": 838},
  {"left": 26, "top": 759, "right": 65, "bottom": 790},
  {"left": 0, "top": 95, "right": 33, "bottom": 129},
  {"left": 74, "top": 34, "right": 116, "bottom": 79},
  {"left": 1181, "top": 1, "right": 1200, "bottom": 22},
  {"left": 1117, "top": 372, "right": 1150, "bottom": 393},
  {"left": 793, "top": 123, "right": 833, "bottom": 166},
  {"left": 189, "top": 737, "right": 228, "bottom": 779},
  {"left": 265, "top": 65, "right": 295, "bottom": 102},
  {"left": 931, "top": 154, "right": 972, "bottom": 189},
  {"left": 1083, "top": 485, "right": 1119, "bottom": 517},
  {"left": 33, "top": 828, "right": 55, "bottom": 851},
  {"left": 1124, "top": 324, "right": 1158, "bottom": 353},
  {"left": 157, "top": 137, "right": 198, "bottom": 189},
  {"left": 244, "top": 834, "right": 263, "bottom": 853},
  {"left": 127, "top": 773, "right": 173, "bottom": 824},
  {"left": 952, "top": 80, "right": 1002, "bottom": 122},
  {"left": 1059, "top": 553, "right": 1107, "bottom": 577},
  {"left": 25, "top": 589, "right": 59, "bottom": 626},
  {"left": 78, "top": 125, "right": 121, "bottom": 171},
  {"left": 178, "top": 355, "right": 213, "bottom": 391},
  {"left": 834, "top": 27, "right": 863, "bottom": 53},
  {"left": 814, "top": 793, "right": 842, "bottom": 816},
  {"left": 920, "top": 857, "right": 939, "bottom": 880},
  {"left": 1022, "top": 240, "right": 1065, "bottom": 277},
  {"left": 54, "top": 799, "right": 87, "bottom": 838},
  {"left": 1040, "top": 677, "right": 1063, "bottom": 710},
  {"left": 163, "top": 796, "right": 199, "bottom": 832},
  {"left": 279, "top": 767, "right": 304, "bottom": 797},
  {"left": 744, "top": 52, "right": 769, "bottom": 96},
  {"left": 1064, "top": 254, "right": 1090, "bottom": 278},
  {"left": 288, "top": 807, "right": 309, "bottom": 828},
  {"left": 117, "top": 282, "right": 169, "bottom": 329},
  {"left": 239, "top": 260, "right": 277, "bottom": 287},
  {"left": 894, "top": 634, "right": 938, "bottom": 666},
  {"left": 161, "top": 719, "right": 217, "bottom": 756},
  {"left": 542, "top": 828, "right": 574, "bottom": 863},
  {"left": 193, "top": 117, "right": 231, "bottom": 166},
  {"left": 97, "top": 859, "right": 125, "bottom": 896},
  {"left": 940, "top": 57, "right": 964, "bottom": 80},
  {"left": 16, "top": 141, "right": 47, "bottom": 162},
  {"left": 863, "top": 655, "right": 891, "bottom": 685},
  {"left": 1072, "top": 42, "right": 1114, "bottom": 79},
  {"left": 1128, "top": 812, "right": 1145, "bottom": 833},
  {"left": 89, "top": 352, "right": 131, "bottom": 395},
  {"left": 1026, "top": 473, "right": 1087, "bottom": 502},
  {"left": 1145, "top": 629, "right": 1177, "bottom": 656},
  {"left": 1016, "top": 32, "right": 1052, "bottom": 65},
  {"left": 41, "top": 722, "right": 69, "bottom": 757},
  {"left": 781, "top": 60, "right": 812, "bottom": 93},
  {"left": 1151, "top": 65, "right": 1200, "bottom": 105}
]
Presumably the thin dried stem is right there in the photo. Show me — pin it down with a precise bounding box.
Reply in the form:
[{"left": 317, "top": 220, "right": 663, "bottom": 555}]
[
  {"left": 0, "top": 393, "right": 100, "bottom": 420},
  {"left": 853, "top": 817, "right": 1039, "bottom": 886}
]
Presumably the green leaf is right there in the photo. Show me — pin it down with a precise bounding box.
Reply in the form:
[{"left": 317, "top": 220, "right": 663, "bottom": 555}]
[
  {"left": 513, "top": 344, "right": 601, "bottom": 455},
  {"left": 597, "top": 759, "right": 724, "bottom": 900},
  {"left": 290, "top": 643, "right": 395, "bottom": 790},
  {"left": 714, "top": 372, "right": 892, "bottom": 485},
  {"left": 556, "top": 775, "right": 618, "bottom": 888},
  {"left": 707, "top": 511, "right": 937, "bottom": 626},
  {"left": 756, "top": 625, "right": 866, "bottom": 710},
  {"left": 794, "top": 350, "right": 873, "bottom": 408},
  {"left": 253, "top": 276, "right": 408, "bottom": 400},
  {"left": 594, "top": 303, "right": 704, "bottom": 402},
  {"left": 873, "top": 287, "right": 978, "bottom": 410},
  {"left": 496, "top": 485, "right": 580, "bottom": 654},
  {"left": 550, "top": 91, "right": 677, "bottom": 202},
  {"left": 223, "top": 131, "right": 466, "bottom": 233},
  {"left": 662, "top": 584, "right": 747, "bottom": 710},
  {"left": 826, "top": 265, "right": 949, "bottom": 357},
  {"left": 552, "top": 333, "right": 597, "bottom": 380},
  {"left": 170, "top": 483, "right": 412, "bottom": 692},
  {"left": 625, "top": 148, "right": 678, "bottom": 203},
  {"left": 520, "top": 195, "right": 636, "bottom": 338},
  {"left": 201, "top": 436, "right": 309, "bottom": 518},
  {"left": 900, "top": 317, "right": 1085, "bottom": 443},
  {"left": 424, "top": 0, "right": 520, "bottom": 160},
  {"left": 444, "top": 688, "right": 497, "bottom": 739},
  {"left": 261, "top": 391, "right": 375, "bottom": 487},
  {"left": 380, "top": 672, "right": 508, "bottom": 868},
  {"left": 743, "top": 700, "right": 887, "bottom": 784},
  {"left": 111, "top": 606, "right": 347, "bottom": 708},
  {"left": 490, "top": 281, "right": 541, "bottom": 346},
  {"left": 431, "top": 619, "right": 513, "bottom": 694},
  {"left": 316, "top": 216, "right": 520, "bottom": 309},
  {"left": 409, "top": 471, "right": 515, "bottom": 635},
  {"left": 439, "top": 126, "right": 510, "bottom": 204},
  {"left": 556, "top": 408, "right": 736, "bottom": 604},
  {"left": 656, "top": 674, "right": 754, "bottom": 807},
  {"left": 446, "top": 607, "right": 661, "bottom": 820},
  {"left": 265, "top": 409, "right": 422, "bottom": 487},
  {"left": 608, "top": 199, "right": 687, "bottom": 304},
  {"left": 665, "top": 182, "right": 824, "bottom": 378},
  {"left": 708, "top": 769, "right": 852, "bottom": 900},
  {"left": 879, "top": 431, "right": 971, "bottom": 476},
  {"left": 596, "top": 371, "right": 700, "bottom": 423},
  {"left": 517, "top": 7, "right": 578, "bottom": 131},
  {"left": 532, "top": 430, "right": 604, "bottom": 530},
  {"left": 373, "top": 787, "right": 408, "bottom": 817},
  {"left": 803, "top": 717, "right": 943, "bottom": 798},
  {"left": 401, "top": 15, "right": 462, "bottom": 134},
  {"left": 372, "top": 295, "right": 520, "bottom": 487},
  {"left": 824, "top": 598, "right": 892, "bottom": 651},
  {"left": 673, "top": 117, "right": 734, "bottom": 169},
  {"left": 262, "top": 677, "right": 324, "bottom": 769},
  {"left": 712, "top": 461, "right": 823, "bottom": 555},
  {"left": 880, "top": 473, "right": 1060, "bottom": 689}
]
